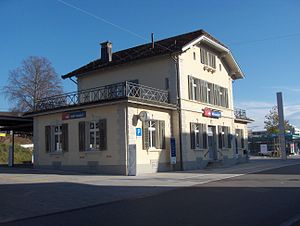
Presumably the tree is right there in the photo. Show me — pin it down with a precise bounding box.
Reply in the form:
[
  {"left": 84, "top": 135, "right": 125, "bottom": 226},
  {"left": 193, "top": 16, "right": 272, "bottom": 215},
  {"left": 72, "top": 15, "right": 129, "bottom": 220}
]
[
  {"left": 3, "top": 56, "right": 63, "bottom": 112},
  {"left": 264, "top": 106, "right": 294, "bottom": 135}
]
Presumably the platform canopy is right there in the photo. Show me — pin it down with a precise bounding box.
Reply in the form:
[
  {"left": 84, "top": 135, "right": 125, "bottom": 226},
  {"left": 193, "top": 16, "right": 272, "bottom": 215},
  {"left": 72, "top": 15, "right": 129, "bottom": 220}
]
[{"left": 0, "top": 112, "right": 33, "bottom": 134}]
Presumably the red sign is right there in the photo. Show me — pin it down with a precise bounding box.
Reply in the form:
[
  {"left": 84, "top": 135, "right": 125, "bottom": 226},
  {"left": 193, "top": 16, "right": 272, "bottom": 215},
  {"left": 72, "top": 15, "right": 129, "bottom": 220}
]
[
  {"left": 62, "top": 111, "right": 86, "bottom": 120},
  {"left": 203, "top": 108, "right": 221, "bottom": 118},
  {"left": 203, "top": 108, "right": 212, "bottom": 117}
]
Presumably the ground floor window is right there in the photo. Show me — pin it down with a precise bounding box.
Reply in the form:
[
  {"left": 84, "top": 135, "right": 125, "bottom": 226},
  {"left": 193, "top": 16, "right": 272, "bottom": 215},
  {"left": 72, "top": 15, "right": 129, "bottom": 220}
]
[
  {"left": 190, "top": 123, "right": 207, "bottom": 149},
  {"left": 79, "top": 119, "right": 107, "bottom": 152},
  {"left": 218, "top": 126, "right": 231, "bottom": 149},
  {"left": 45, "top": 124, "right": 68, "bottom": 152},
  {"left": 143, "top": 120, "right": 165, "bottom": 150},
  {"left": 54, "top": 125, "right": 62, "bottom": 151},
  {"left": 235, "top": 129, "right": 244, "bottom": 149},
  {"left": 89, "top": 121, "right": 100, "bottom": 149}
]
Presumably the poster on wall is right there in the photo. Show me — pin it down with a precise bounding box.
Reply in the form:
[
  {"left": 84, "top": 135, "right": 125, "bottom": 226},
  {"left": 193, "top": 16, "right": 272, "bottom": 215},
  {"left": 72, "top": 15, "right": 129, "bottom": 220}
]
[{"left": 170, "top": 138, "right": 176, "bottom": 164}]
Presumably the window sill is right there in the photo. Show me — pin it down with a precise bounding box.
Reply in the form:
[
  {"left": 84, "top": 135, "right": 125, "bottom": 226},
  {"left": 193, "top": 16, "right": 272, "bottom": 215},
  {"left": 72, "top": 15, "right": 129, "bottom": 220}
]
[
  {"left": 81, "top": 150, "right": 102, "bottom": 154},
  {"left": 147, "top": 148, "right": 165, "bottom": 152},
  {"left": 193, "top": 148, "right": 207, "bottom": 151},
  {"left": 220, "top": 148, "right": 231, "bottom": 151},
  {"left": 186, "top": 99, "right": 229, "bottom": 110},
  {"left": 49, "top": 151, "right": 64, "bottom": 155}
]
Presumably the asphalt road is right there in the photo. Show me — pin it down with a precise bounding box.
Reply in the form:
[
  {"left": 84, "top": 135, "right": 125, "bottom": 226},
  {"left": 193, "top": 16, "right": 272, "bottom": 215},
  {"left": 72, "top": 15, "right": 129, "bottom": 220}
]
[{"left": 3, "top": 163, "right": 300, "bottom": 226}]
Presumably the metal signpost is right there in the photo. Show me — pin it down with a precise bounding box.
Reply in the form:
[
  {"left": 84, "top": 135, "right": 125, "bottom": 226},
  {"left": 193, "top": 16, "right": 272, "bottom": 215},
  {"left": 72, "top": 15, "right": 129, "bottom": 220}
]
[{"left": 277, "top": 92, "right": 286, "bottom": 160}]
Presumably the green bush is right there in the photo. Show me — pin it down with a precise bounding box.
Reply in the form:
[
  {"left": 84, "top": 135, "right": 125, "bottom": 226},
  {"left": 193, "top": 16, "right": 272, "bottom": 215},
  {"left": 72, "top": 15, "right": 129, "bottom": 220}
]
[{"left": 0, "top": 144, "right": 32, "bottom": 164}]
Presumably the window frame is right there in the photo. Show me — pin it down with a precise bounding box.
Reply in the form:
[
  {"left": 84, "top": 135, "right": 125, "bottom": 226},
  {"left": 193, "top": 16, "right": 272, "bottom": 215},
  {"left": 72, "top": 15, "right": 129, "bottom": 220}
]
[
  {"left": 191, "top": 123, "right": 207, "bottom": 150},
  {"left": 79, "top": 119, "right": 107, "bottom": 152},
  {"left": 200, "top": 47, "right": 216, "bottom": 69},
  {"left": 188, "top": 76, "right": 229, "bottom": 108},
  {"left": 88, "top": 121, "right": 100, "bottom": 151},
  {"left": 45, "top": 124, "right": 68, "bottom": 153},
  {"left": 142, "top": 119, "right": 165, "bottom": 150},
  {"left": 53, "top": 125, "right": 62, "bottom": 152}
]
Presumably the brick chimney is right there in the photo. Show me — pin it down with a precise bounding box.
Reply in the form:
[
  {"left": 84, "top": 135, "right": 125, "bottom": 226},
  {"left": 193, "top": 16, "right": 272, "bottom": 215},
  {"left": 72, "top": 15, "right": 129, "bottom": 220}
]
[{"left": 100, "top": 41, "right": 112, "bottom": 62}]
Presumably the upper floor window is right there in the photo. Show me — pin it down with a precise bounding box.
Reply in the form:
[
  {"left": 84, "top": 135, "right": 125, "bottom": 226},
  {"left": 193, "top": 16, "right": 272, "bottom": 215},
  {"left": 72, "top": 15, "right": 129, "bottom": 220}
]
[
  {"left": 188, "top": 76, "right": 229, "bottom": 108},
  {"left": 200, "top": 47, "right": 216, "bottom": 69}
]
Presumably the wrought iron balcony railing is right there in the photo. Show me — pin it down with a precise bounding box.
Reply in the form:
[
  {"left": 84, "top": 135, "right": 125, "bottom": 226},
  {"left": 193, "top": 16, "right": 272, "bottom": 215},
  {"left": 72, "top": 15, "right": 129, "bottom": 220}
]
[
  {"left": 234, "top": 108, "right": 248, "bottom": 120},
  {"left": 34, "top": 82, "right": 169, "bottom": 112}
]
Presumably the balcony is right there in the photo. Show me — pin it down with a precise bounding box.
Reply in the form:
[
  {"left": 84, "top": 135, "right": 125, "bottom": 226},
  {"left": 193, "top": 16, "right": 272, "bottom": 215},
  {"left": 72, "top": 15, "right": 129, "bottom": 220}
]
[
  {"left": 34, "top": 82, "right": 169, "bottom": 112},
  {"left": 234, "top": 108, "right": 253, "bottom": 122}
]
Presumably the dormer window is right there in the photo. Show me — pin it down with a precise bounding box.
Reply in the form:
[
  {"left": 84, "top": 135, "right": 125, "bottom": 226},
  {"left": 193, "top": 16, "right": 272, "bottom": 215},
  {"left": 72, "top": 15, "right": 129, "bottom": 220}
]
[{"left": 200, "top": 47, "right": 216, "bottom": 72}]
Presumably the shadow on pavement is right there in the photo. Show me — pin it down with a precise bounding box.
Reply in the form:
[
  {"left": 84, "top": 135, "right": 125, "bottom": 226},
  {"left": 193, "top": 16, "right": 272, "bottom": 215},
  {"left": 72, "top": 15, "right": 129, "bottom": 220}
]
[{"left": 1, "top": 181, "right": 300, "bottom": 226}]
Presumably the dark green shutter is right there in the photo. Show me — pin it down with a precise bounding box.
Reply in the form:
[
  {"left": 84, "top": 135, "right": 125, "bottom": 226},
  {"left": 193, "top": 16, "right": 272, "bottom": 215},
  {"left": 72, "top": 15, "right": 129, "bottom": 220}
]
[
  {"left": 158, "top": 121, "right": 165, "bottom": 149},
  {"left": 190, "top": 123, "right": 195, "bottom": 149},
  {"left": 195, "top": 79, "right": 200, "bottom": 101},
  {"left": 188, "top": 76, "right": 193, "bottom": 100},
  {"left": 155, "top": 120, "right": 160, "bottom": 149},
  {"left": 228, "top": 131, "right": 232, "bottom": 148},
  {"left": 202, "top": 124, "right": 207, "bottom": 149},
  {"left": 99, "top": 119, "right": 107, "bottom": 150},
  {"left": 218, "top": 126, "right": 222, "bottom": 149},
  {"left": 79, "top": 121, "right": 86, "bottom": 152},
  {"left": 142, "top": 121, "right": 149, "bottom": 150},
  {"left": 62, "top": 123, "right": 68, "bottom": 152},
  {"left": 45, "top": 125, "right": 51, "bottom": 152}
]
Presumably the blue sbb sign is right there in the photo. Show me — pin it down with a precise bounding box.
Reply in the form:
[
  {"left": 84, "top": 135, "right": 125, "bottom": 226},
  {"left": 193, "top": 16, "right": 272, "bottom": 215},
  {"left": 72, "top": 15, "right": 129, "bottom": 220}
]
[
  {"left": 203, "top": 108, "right": 221, "bottom": 119},
  {"left": 170, "top": 138, "right": 176, "bottom": 165},
  {"left": 62, "top": 111, "right": 86, "bottom": 120}
]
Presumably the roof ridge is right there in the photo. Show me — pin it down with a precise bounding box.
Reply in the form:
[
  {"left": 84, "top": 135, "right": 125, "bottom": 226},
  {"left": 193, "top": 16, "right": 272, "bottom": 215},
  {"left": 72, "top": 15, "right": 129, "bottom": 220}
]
[{"left": 62, "top": 29, "right": 226, "bottom": 79}]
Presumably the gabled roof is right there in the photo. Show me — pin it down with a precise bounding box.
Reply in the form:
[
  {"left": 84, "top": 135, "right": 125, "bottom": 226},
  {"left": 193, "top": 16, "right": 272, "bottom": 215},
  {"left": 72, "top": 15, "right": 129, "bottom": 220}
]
[{"left": 62, "top": 29, "right": 243, "bottom": 79}]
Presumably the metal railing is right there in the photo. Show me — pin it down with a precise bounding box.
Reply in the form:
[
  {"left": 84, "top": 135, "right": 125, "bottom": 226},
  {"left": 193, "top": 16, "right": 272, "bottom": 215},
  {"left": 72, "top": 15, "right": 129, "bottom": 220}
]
[
  {"left": 34, "top": 82, "right": 169, "bottom": 112},
  {"left": 234, "top": 108, "right": 248, "bottom": 119}
]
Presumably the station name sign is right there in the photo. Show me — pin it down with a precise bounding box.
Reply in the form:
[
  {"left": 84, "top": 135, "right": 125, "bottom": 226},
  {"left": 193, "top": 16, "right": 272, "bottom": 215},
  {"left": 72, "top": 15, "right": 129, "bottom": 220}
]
[
  {"left": 203, "top": 107, "right": 221, "bottom": 119},
  {"left": 62, "top": 111, "right": 86, "bottom": 120}
]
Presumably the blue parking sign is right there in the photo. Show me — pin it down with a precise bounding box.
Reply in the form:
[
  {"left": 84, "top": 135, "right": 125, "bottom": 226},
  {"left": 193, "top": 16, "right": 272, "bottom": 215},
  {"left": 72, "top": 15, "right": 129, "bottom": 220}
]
[{"left": 136, "top": 128, "right": 142, "bottom": 137}]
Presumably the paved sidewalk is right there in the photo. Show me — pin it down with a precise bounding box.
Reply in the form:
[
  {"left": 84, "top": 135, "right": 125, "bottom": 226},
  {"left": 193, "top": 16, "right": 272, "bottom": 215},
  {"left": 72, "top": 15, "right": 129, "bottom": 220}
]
[{"left": 0, "top": 158, "right": 299, "bottom": 223}]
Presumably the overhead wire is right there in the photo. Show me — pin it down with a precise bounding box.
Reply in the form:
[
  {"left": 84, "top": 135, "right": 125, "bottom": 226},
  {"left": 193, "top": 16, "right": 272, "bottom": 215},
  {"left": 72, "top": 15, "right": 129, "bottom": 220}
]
[{"left": 56, "top": 0, "right": 174, "bottom": 53}]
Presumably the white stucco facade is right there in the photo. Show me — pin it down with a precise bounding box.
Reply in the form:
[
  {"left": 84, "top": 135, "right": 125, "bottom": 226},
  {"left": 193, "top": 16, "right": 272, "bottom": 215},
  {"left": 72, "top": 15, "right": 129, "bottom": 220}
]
[{"left": 30, "top": 30, "right": 252, "bottom": 175}]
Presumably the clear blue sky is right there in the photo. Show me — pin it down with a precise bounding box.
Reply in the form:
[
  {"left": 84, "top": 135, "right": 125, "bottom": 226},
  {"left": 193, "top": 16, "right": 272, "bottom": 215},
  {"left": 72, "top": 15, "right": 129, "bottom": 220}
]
[{"left": 1, "top": 0, "right": 300, "bottom": 130}]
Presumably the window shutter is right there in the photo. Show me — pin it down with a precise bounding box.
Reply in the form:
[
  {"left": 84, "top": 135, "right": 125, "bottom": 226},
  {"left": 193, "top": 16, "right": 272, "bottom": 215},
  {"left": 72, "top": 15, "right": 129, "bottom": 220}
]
[
  {"left": 160, "top": 121, "right": 165, "bottom": 149},
  {"left": 190, "top": 123, "right": 195, "bottom": 149},
  {"left": 79, "top": 121, "right": 86, "bottom": 152},
  {"left": 155, "top": 120, "right": 161, "bottom": 149},
  {"left": 45, "top": 126, "right": 51, "bottom": 153},
  {"left": 195, "top": 79, "right": 200, "bottom": 101},
  {"left": 202, "top": 124, "right": 207, "bottom": 149},
  {"left": 156, "top": 120, "right": 165, "bottom": 149},
  {"left": 218, "top": 126, "right": 222, "bottom": 149},
  {"left": 188, "top": 76, "right": 193, "bottom": 100},
  {"left": 99, "top": 119, "right": 107, "bottom": 150},
  {"left": 62, "top": 123, "right": 69, "bottom": 152},
  {"left": 228, "top": 130, "right": 232, "bottom": 148},
  {"left": 142, "top": 121, "right": 149, "bottom": 150},
  {"left": 225, "top": 89, "right": 229, "bottom": 108}
]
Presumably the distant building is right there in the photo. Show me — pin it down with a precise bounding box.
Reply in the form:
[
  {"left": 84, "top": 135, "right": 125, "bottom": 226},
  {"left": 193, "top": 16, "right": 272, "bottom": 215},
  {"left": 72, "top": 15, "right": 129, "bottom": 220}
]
[
  {"left": 249, "top": 129, "right": 300, "bottom": 155},
  {"left": 26, "top": 29, "right": 253, "bottom": 175}
]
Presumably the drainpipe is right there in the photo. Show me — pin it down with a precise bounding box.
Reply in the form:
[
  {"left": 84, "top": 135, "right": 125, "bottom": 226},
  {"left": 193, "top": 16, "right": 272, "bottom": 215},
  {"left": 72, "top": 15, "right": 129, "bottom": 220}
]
[{"left": 171, "top": 54, "right": 184, "bottom": 171}]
